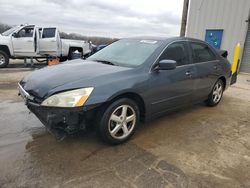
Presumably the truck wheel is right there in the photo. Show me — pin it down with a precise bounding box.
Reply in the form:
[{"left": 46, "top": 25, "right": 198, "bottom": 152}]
[
  {"left": 0, "top": 50, "right": 9, "bottom": 68},
  {"left": 96, "top": 98, "right": 139, "bottom": 145},
  {"left": 68, "top": 49, "right": 83, "bottom": 60},
  {"left": 59, "top": 56, "right": 68, "bottom": 62}
]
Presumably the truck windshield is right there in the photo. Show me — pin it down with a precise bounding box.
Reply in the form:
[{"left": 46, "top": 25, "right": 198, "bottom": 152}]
[
  {"left": 2, "top": 26, "right": 21, "bottom": 36},
  {"left": 88, "top": 39, "right": 161, "bottom": 68}
]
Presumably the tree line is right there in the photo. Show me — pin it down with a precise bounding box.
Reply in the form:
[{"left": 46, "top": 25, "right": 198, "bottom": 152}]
[
  {"left": 0, "top": 23, "right": 118, "bottom": 45},
  {"left": 59, "top": 32, "right": 118, "bottom": 45},
  {"left": 0, "top": 23, "right": 11, "bottom": 33}
]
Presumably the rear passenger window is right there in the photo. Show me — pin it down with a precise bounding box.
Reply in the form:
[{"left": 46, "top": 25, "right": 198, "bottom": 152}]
[
  {"left": 42, "top": 28, "right": 56, "bottom": 38},
  {"left": 191, "top": 43, "right": 216, "bottom": 63},
  {"left": 159, "top": 42, "right": 189, "bottom": 66}
]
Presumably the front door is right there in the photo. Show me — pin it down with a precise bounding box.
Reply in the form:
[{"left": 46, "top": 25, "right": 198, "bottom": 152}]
[
  {"left": 12, "top": 25, "right": 36, "bottom": 56},
  {"left": 148, "top": 41, "right": 197, "bottom": 114},
  {"left": 38, "top": 27, "right": 60, "bottom": 56}
]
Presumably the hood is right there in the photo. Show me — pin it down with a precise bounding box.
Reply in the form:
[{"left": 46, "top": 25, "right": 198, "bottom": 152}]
[
  {"left": 21, "top": 60, "right": 132, "bottom": 98},
  {"left": 0, "top": 35, "right": 11, "bottom": 44}
]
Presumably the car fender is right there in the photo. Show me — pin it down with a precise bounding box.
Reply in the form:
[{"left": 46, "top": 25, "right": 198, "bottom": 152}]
[
  {"left": 0, "top": 45, "right": 11, "bottom": 56},
  {"left": 44, "top": 70, "right": 149, "bottom": 108}
]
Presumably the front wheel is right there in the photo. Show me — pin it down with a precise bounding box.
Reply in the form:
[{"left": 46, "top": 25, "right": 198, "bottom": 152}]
[
  {"left": 0, "top": 50, "right": 9, "bottom": 68},
  {"left": 96, "top": 98, "right": 139, "bottom": 145},
  {"left": 206, "top": 79, "right": 224, "bottom": 107}
]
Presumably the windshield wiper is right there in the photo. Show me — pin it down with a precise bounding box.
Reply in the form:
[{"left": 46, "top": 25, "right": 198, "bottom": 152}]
[{"left": 94, "top": 60, "right": 116, "bottom": 66}]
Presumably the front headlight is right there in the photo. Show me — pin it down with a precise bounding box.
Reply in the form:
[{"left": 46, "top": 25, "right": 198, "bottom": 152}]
[{"left": 41, "top": 87, "right": 94, "bottom": 107}]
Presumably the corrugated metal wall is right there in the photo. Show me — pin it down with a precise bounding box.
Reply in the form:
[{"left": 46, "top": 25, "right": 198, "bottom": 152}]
[
  {"left": 241, "top": 23, "right": 250, "bottom": 72},
  {"left": 186, "top": 0, "right": 250, "bottom": 70}
]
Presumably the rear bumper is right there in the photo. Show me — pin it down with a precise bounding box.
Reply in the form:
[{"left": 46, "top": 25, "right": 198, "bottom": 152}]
[
  {"left": 26, "top": 101, "right": 99, "bottom": 137},
  {"left": 224, "top": 70, "right": 232, "bottom": 90},
  {"left": 226, "top": 73, "right": 232, "bottom": 89}
]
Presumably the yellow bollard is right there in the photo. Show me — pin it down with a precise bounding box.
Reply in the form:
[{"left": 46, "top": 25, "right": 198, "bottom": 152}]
[{"left": 230, "top": 43, "right": 241, "bottom": 85}]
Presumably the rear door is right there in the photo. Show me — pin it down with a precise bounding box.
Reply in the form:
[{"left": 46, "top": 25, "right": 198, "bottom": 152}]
[
  {"left": 38, "top": 27, "right": 61, "bottom": 56},
  {"left": 189, "top": 41, "right": 220, "bottom": 100},
  {"left": 149, "top": 41, "right": 197, "bottom": 114}
]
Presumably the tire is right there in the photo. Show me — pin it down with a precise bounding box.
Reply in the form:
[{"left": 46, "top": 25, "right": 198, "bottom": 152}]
[
  {"left": 68, "top": 49, "right": 83, "bottom": 60},
  {"left": 68, "top": 50, "right": 74, "bottom": 60},
  {"left": 96, "top": 98, "right": 140, "bottom": 145},
  {"left": 206, "top": 79, "right": 224, "bottom": 107},
  {"left": 0, "top": 50, "right": 9, "bottom": 68},
  {"left": 59, "top": 56, "right": 68, "bottom": 62}
]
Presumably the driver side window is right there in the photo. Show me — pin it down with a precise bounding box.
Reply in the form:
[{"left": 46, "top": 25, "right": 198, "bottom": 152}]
[
  {"left": 17, "top": 27, "right": 34, "bottom": 38},
  {"left": 159, "top": 41, "right": 189, "bottom": 66}
]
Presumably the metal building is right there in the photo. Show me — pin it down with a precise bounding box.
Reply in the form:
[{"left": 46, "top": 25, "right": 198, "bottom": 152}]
[{"left": 185, "top": 0, "right": 250, "bottom": 73}]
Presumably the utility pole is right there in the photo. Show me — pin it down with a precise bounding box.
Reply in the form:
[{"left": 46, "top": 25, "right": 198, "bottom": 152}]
[{"left": 180, "top": 0, "right": 189, "bottom": 37}]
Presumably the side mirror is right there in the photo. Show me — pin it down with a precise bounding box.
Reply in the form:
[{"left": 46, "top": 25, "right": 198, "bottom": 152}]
[
  {"left": 155, "top": 59, "right": 177, "bottom": 71},
  {"left": 12, "top": 32, "right": 18, "bottom": 38}
]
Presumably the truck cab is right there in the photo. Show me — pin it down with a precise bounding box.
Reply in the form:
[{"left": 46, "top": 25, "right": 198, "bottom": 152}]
[{"left": 0, "top": 24, "right": 91, "bottom": 68}]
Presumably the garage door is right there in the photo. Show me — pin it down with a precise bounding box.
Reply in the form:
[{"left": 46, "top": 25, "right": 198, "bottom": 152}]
[{"left": 241, "top": 23, "right": 250, "bottom": 73}]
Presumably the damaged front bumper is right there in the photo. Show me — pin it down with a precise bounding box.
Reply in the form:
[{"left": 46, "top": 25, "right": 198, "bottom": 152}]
[
  {"left": 18, "top": 83, "right": 99, "bottom": 138},
  {"left": 27, "top": 101, "right": 98, "bottom": 138}
]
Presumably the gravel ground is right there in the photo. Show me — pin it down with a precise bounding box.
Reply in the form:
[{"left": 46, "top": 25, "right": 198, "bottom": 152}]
[{"left": 0, "top": 61, "right": 250, "bottom": 188}]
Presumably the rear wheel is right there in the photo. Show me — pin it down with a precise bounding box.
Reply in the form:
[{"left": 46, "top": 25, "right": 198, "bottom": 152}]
[
  {"left": 206, "top": 79, "right": 224, "bottom": 106},
  {"left": 59, "top": 56, "right": 68, "bottom": 62},
  {"left": 68, "top": 49, "right": 83, "bottom": 60},
  {"left": 0, "top": 50, "right": 9, "bottom": 68},
  {"left": 96, "top": 98, "right": 139, "bottom": 144}
]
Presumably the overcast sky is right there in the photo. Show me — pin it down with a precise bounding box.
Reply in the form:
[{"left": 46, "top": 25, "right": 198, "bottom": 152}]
[{"left": 0, "top": 0, "right": 183, "bottom": 38}]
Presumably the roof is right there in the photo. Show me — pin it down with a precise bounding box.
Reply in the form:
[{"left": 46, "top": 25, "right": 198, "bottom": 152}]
[{"left": 124, "top": 36, "right": 206, "bottom": 43}]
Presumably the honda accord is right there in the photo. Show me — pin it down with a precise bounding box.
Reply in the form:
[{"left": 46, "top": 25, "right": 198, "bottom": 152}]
[{"left": 18, "top": 37, "right": 232, "bottom": 144}]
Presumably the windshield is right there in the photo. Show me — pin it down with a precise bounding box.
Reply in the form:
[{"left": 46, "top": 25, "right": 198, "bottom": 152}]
[
  {"left": 88, "top": 39, "right": 161, "bottom": 67},
  {"left": 2, "top": 26, "right": 21, "bottom": 36}
]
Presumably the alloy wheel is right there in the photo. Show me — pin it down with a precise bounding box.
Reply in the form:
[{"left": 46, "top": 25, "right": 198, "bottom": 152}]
[
  {"left": 212, "top": 82, "right": 223, "bottom": 103},
  {"left": 108, "top": 104, "right": 136, "bottom": 140}
]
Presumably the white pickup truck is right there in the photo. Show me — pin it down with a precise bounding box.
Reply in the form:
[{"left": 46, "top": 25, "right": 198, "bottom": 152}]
[{"left": 0, "top": 24, "right": 92, "bottom": 68}]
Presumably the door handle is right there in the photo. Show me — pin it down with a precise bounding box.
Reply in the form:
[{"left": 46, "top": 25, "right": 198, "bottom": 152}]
[
  {"left": 185, "top": 71, "right": 192, "bottom": 76},
  {"left": 27, "top": 40, "right": 33, "bottom": 42},
  {"left": 50, "top": 40, "right": 56, "bottom": 42}
]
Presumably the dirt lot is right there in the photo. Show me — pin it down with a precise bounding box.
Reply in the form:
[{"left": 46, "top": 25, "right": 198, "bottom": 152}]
[{"left": 0, "top": 61, "right": 250, "bottom": 188}]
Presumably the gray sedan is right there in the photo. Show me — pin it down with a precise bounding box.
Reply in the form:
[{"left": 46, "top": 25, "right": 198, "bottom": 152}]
[{"left": 18, "top": 37, "right": 232, "bottom": 144}]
